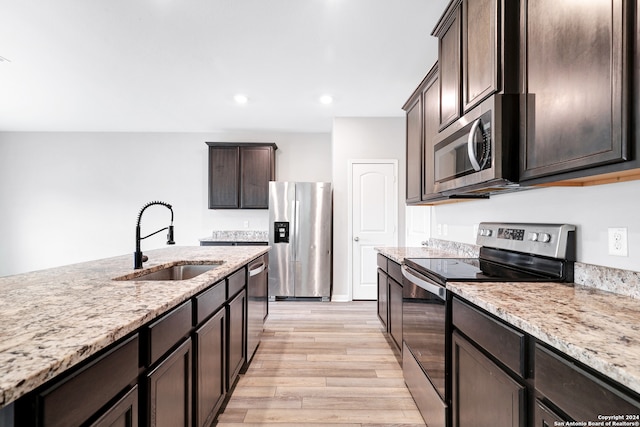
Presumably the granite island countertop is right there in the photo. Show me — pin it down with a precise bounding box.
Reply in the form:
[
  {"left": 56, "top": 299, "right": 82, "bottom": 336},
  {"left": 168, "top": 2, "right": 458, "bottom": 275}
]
[
  {"left": 0, "top": 245, "right": 269, "bottom": 408},
  {"left": 376, "top": 246, "right": 640, "bottom": 397}
]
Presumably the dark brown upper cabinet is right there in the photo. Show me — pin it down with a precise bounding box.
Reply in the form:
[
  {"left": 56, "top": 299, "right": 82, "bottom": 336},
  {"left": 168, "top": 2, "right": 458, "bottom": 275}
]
[
  {"left": 206, "top": 143, "right": 277, "bottom": 209},
  {"left": 435, "top": 6, "right": 461, "bottom": 130},
  {"left": 432, "top": 0, "right": 519, "bottom": 131},
  {"left": 519, "top": 0, "right": 632, "bottom": 183},
  {"left": 404, "top": 64, "right": 442, "bottom": 204}
]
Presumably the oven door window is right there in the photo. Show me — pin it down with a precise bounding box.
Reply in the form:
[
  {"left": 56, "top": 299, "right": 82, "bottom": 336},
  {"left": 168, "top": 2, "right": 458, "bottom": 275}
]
[{"left": 403, "top": 280, "right": 447, "bottom": 399}]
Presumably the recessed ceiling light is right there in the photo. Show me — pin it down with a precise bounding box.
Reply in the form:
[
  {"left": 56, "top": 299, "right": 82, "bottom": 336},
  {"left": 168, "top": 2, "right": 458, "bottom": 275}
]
[
  {"left": 319, "top": 95, "right": 333, "bottom": 105},
  {"left": 234, "top": 94, "right": 248, "bottom": 104}
]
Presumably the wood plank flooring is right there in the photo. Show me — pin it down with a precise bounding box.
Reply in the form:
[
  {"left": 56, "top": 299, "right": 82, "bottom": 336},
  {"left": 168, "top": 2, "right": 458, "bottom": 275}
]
[{"left": 215, "top": 300, "right": 426, "bottom": 426}]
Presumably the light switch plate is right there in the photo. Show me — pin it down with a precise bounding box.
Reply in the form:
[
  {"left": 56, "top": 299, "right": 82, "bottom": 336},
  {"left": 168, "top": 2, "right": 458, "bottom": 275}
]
[{"left": 608, "top": 227, "right": 628, "bottom": 257}]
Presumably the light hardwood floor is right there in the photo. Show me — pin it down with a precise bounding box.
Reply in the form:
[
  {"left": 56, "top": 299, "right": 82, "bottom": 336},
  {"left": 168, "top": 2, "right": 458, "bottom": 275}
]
[{"left": 215, "top": 300, "right": 426, "bottom": 426}]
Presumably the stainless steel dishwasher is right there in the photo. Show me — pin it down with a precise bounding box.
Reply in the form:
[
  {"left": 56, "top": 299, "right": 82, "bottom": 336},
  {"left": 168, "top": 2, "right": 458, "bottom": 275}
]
[{"left": 246, "top": 254, "right": 268, "bottom": 363}]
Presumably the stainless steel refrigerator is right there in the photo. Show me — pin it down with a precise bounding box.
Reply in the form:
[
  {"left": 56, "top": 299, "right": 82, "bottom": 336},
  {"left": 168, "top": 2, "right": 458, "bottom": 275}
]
[{"left": 268, "top": 182, "right": 332, "bottom": 300}]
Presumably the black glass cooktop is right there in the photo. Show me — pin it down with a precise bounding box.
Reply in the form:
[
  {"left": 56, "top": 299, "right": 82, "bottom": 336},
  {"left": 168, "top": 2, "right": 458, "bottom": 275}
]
[{"left": 404, "top": 257, "right": 551, "bottom": 283}]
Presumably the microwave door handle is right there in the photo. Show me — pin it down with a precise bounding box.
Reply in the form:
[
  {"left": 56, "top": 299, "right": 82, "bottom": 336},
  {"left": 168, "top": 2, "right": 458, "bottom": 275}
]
[
  {"left": 467, "top": 118, "right": 483, "bottom": 171},
  {"left": 401, "top": 265, "right": 446, "bottom": 301}
]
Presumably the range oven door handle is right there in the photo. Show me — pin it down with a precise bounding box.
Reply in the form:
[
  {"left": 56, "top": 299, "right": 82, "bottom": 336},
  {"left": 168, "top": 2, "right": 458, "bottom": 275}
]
[{"left": 401, "top": 265, "right": 446, "bottom": 301}]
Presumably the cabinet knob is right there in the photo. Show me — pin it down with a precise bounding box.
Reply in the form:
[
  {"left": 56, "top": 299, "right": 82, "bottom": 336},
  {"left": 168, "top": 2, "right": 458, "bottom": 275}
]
[{"left": 354, "top": 237, "right": 359, "bottom": 242}]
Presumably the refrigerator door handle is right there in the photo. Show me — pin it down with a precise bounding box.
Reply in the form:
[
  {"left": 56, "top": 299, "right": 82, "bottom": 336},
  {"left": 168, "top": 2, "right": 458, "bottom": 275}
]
[{"left": 293, "top": 200, "right": 300, "bottom": 261}]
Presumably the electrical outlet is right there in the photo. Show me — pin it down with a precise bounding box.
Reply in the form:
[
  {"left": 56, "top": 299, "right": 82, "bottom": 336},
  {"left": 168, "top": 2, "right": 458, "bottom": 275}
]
[
  {"left": 244, "top": 221, "right": 249, "bottom": 228},
  {"left": 608, "top": 227, "right": 628, "bottom": 257},
  {"left": 443, "top": 224, "right": 448, "bottom": 236}
]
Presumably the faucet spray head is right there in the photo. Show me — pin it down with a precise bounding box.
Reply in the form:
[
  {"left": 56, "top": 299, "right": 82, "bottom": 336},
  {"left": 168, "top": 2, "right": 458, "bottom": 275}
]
[{"left": 167, "top": 225, "right": 175, "bottom": 245}]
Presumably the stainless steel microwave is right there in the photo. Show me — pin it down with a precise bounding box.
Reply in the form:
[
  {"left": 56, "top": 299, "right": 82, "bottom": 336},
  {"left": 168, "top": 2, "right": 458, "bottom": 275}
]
[{"left": 433, "top": 94, "right": 520, "bottom": 197}]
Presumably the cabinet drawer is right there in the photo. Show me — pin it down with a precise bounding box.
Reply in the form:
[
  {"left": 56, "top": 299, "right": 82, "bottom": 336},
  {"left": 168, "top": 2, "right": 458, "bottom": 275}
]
[
  {"left": 535, "top": 343, "right": 640, "bottom": 421},
  {"left": 39, "top": 334, "right": 139, "bottom": 427},
  {"left": 452, "top": 298, "right": 525, "bottom": 377},
  {"left": 148, "top": 300, "right": 192, "bottom": 365},
  {"left": 377, "top": 254, "right": 388, "bottom": 271},
  {"left": 195, "top": 280, "right": 226, "bottom": 325},
  {"left": 227, "top": 268, "right": 246, "bottom": 299},
  {"left": 388, "top": 260, "right": 402, "bottom": 284}
]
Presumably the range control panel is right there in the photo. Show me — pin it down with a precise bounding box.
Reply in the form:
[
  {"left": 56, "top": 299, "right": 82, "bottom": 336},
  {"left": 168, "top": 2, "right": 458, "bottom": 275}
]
[{"left": 476, "top": 222, "right": 576, "bottom": 260}]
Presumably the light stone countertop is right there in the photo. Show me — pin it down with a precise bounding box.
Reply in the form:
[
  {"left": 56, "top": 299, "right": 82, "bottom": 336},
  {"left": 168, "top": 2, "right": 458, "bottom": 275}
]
[
  {"left": 0, "top": 245, "right": 269, "bottom": 408},
  {"left": 199, "top": 230, "right": 269, "bottom": 243},
  {"left": 376, "top": 245, "right": 640, "bottom": 396}
]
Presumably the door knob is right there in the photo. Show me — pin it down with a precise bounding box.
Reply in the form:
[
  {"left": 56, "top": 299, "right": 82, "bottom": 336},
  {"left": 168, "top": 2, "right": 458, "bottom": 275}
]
[{"left": 354, "top": 237, "right": 359, "bottom": 242}]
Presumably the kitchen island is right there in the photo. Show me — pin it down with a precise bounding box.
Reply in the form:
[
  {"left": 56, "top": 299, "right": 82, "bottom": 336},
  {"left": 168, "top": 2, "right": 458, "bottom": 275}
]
[{"left": 0, "top": 245, "right": 268, "bottom": 424}]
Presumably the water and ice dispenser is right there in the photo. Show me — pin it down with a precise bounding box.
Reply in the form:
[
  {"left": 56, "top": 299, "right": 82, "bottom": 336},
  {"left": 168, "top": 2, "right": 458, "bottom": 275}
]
[{"left": 274, "top": 221, "right": 289, "bottom": 243}]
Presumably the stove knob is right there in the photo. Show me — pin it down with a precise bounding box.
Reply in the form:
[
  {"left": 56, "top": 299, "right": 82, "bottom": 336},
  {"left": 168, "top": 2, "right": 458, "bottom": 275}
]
[
  {"left": 540, "top": 233, "right": 551, "bottom": 243},
  {"left": 485, "top": 229, "right": 492, "bottom": 237},
  {"left": 529, "top": 232, "right": 539, "bottom": 241}
]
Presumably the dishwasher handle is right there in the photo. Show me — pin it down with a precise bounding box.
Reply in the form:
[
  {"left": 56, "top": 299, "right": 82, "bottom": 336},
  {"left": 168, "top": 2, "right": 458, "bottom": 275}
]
[
  {"left": 401, "top": 265, "right": 446, "bottom": 301},
  {"left": 249, "top": 262, "right": 267, "bottom": 277}
]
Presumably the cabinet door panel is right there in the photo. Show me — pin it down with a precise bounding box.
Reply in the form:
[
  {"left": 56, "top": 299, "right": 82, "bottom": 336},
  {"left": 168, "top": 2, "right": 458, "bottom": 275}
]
[
  {"left": 462, "top": 0, "right": 497, "bottom": 111},
  {"left": 195, "top": 309, "right": 226, "bottom": 427},
  {"left": 422, "top": 68, "right": 439, "bottom": 200},
  {"left": 377, "top": 269, "right": 388, "bottom": 331},
  {"left": 208, "top": 147, "right": 240, "bottom": 208},
  {"left": 521, "top": 0, "right": 628, "bottom": 180},
  {"left": 439, "top": 8, "right": 461, "bottom": 129},
  {"left": 90, "top": 385, "right": 138, "bottom": 427},
  {"left": 147, "top": 339, "right": 192, "bottom": 427},
  {"left": 240, "top": 147, "right": 273, "bottom": 209},
  {"left": 388, "top": 278, "right": 403, "bottom": 351},
  {"left": 406, "top": 96, "right": 422, "bottom": 203},
  {"left": 452, "top": 332, "right": 526, "bottom": 427},
  {"left": 227, "top": 290, "right": 246, "bottom": 389},
  {"left": 534, "top": 400, "right": 565, "bottom": 427}
]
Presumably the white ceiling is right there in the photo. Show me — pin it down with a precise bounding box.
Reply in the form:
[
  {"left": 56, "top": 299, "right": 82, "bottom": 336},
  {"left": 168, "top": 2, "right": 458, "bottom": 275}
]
[{"left": 0, "top": 0, "right": 448, "bottom": 133}]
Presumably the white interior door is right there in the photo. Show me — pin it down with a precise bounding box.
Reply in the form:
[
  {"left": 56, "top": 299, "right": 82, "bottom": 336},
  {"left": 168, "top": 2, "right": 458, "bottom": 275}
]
[{"left": 350, "top": 161, "right": 398, "bottom": 300}]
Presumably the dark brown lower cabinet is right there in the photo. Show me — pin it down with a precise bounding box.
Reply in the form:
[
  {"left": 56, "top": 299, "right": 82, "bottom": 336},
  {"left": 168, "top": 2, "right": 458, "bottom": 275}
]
[
  {"left": 534, "top": 400, "right": 564, "bottom": 427},
  {"left": 377, "top": 268, "right": 388, "bottom": 331},
  {"left": 26, "top": 334, "right": 139, "bottom": 427},
  {"left": 194, "top": 308, "right": 226, "bottom": 427},
  {"left": 535, "top": 343, "right": 640, "bottom": 422},
  {"left": 147, "top": 339, "right": 192, "bottom": 427},
  {"left": 452, "top": 331, "right": 526, "bottom": 427},
  {"left": 388, "top": 277, "right": 403, "bottom": 351},
  {"left": 89, "top": 385, "right": 138, "bottom": 427},
  {"left": 227, "top": 290, "right": 246, "bottom": 390}
]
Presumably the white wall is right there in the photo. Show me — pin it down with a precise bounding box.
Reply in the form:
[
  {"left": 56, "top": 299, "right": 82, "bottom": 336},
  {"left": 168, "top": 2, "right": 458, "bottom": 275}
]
[
  {"left": 428, "top": 180, "right": 640, "bottom": 272},
  {"left": 0, "top": 131, "right": 331, "bottom": 276},
  {"left": 332, "top": 117, "right": 406, "bottom": 301}
]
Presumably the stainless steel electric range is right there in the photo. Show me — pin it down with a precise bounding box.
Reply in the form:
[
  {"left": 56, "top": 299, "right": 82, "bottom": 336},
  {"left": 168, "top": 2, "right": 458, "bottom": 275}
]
[{"left": 401, "top": 223, "right": 576, "bottom": 427}]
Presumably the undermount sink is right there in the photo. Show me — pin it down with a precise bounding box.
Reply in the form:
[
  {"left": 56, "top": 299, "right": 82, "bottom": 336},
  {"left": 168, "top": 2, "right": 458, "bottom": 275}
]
[{"left": 115, "top": 262, "right": 223, "bottom": 281}]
